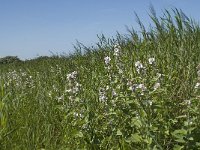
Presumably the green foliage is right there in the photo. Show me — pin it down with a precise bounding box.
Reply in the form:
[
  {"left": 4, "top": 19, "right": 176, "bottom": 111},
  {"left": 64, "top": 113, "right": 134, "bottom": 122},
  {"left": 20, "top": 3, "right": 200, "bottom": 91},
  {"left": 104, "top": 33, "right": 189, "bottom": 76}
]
[
  {"left": 1, "top": 8, "right": 200, "bottom": 149},
  {"left": 0, "top": 56, "right": 22, "bottom": 64}
]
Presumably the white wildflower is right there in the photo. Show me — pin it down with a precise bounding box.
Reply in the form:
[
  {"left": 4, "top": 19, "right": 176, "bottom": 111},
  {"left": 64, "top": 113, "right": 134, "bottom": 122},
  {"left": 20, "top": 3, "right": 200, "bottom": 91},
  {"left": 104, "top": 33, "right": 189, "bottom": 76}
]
[
  {"left": 112, "top": 90, "right": 117, "bottom": 97},
  {"left": 128, "top": 86, "right": 134, "bottom": 92},
  {"left": 99, "top": 94, "right": 107, "bottom": 102},
  {"left": 118, "top": 68, "right": 123, "bottom": 74},
  {"left": 114, "top": 45, "right": 120, "bottom": 56},
  {"left": 153, "top": 82, "right": 160, "bottom": 91},
  {"left": 135, "top": 113, "right": 139, "bottom": 119},
  {"left": 189, "top": 121, "right": 193, "bottom": 125},
  {"left": 66, "top": 89, "right": 72, "bottom": 93},
  {"left": 137, "top": 84, "right": 147, "bottom": 91},
  {"left": 48, "top": 92, "right": 52, "bottom": 97},
  {"left": 99, "top": 88, "right": 107, "bottom": 102},
  {"left": 57, "top": 95, "right": 64, "bottom": 101},
  {"left": 104, "top": 56, "right": 111, "bottom": 65},
  {"left": 74, "top": 112, "right": 79, "bottom": 117},
  {"left": 114, "top": 44, "right": 120, "bottom": 48},
  {"left": 53, "top": 85, "right": 58, "bottom": 92},
  {"left": 184, "top": 100, "right": 191, "bottom": 105},
  {"left": 135, "top": 61, "right": 144, "bottom": 69},
  {"left": 67, "top": 71, "right": 77, "bottom": 80},
  {"left": 69, "top": 96, "right": 73, "bottom": 101},
  {"left": 195, "top": 82, "right": 200, "bottom": 89},
  {"left": 197, "top": 70, "right": 200, "bottom": 77},
  {"left": 73, "top": 87, "right": 79, "bottom": 94},
  {"left": 135, "top": 61, "right": 145, "bottom": 73},
  {"left": 147, "top": 100, "right": 153, "bottom": 106},
  {"left": 156, "top": 73, "right": 162, "bottom": 78},
  {"left": 128, "top": 84, "right": 138, "bottom": 92},
  {"left": 148, "top": 57, "right": 155, "bottom": 65},
  {"left": 74, "top": 112, "right": 83, "bottom": 118}
]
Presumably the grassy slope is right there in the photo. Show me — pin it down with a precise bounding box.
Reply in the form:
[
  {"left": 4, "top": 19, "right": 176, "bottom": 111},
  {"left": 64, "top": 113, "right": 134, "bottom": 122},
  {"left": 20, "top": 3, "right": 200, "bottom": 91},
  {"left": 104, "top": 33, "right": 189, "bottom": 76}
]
[{"left": 1, "top": 8, "right": 200, "bottom": 149}]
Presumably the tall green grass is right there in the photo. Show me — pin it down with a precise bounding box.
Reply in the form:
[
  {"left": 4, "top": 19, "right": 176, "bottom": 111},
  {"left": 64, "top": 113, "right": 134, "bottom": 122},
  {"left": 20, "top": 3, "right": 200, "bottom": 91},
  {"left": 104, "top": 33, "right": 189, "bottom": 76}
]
[{"left": 1, "top": 8, "right": 200, "bottom": 149}]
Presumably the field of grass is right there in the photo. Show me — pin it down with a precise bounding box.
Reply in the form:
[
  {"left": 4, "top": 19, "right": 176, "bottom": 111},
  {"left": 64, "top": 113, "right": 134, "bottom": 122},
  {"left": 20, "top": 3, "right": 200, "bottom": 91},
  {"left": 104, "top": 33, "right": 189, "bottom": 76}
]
[{"left": 1, "top": 8, "right": 200, "bottom": 149}]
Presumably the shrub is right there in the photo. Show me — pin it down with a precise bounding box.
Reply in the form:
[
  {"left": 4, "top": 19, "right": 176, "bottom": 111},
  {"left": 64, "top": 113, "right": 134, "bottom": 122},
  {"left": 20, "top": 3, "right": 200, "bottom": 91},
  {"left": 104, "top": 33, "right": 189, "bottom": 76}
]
[{"left": 0, "top": 56, "right": 22, "bottom": 64}]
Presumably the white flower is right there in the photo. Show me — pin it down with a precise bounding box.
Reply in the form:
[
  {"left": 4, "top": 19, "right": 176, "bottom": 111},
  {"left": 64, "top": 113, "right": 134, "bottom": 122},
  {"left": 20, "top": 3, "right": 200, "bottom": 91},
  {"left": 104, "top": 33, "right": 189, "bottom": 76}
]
[
  {"left": 104, "top": 56, "right": 111, "bottom": 65},
  {"left": 184, "top": 100, "right": 191, "bottom": 105},
  {"left": 128, "top": 84, "right": 138, "bottom": 92},
  {"left": 135, "top": 61, "right": 144, "bottom": 73},
  {"left": 137, "top": 84, "right": 147, "bottom": 91},
  {"left": 147, "top": 100, "right": 153, "bottom": 106},
  {"left": 67, "top": 71, "right": 77, "bottom": 80},
  {"left": 73, "top": 87, "right": 79, "bottom": 93},
  {"left": 99, "top": 95, "right": 107, "bottom": 102},
  {"left": 118, "top": 68, "right": 123, "bottom": 74},
  {"left": 74, "top": 112, "right": 83, "bottom": 118},
  {"left": 114, "top": 45, "right": 120, "bottom": 56},
  {"left": 189, "top": 121, "right": 193, "bottom": 125},
  {"left": 48, "top": 92, "right": 52, "bottom": 97},
  {"left": 66, "top": 89, "right": 72, "bottom": 93},
  {"left": 197, "top": 70, "right": 200, "bottom": 77},
  {"left": 57, "top": 95, "right": 64, "bottom": 101},
  {"left": 74, "top": 112, "right": 79, "bottom": 117},
  {"left": 112, "top": 90, "right": 117, "bottom": 97},
  {"left": 156, "top": 73, "right": 162, "bottom": 78},
  {"left": 195, "top": 82, "right": 200, "bottom": 89},
  {"left": 128, "top": 86, "right": 134, "bottom": 91},
  {"left": 99, "top": 88, "right": 107, "bottom": 102},
  {"left": 106, "top": 85, "right": 110, "bottom": 91},
  {"left": 148, "top": 57, "right": 155, "bottom": 65},
  {"left": 153, "top": 82, "right": 160, "bottom": 91},
  {"left": 135, "top": 61, "right": 143, "bottom": 69}
]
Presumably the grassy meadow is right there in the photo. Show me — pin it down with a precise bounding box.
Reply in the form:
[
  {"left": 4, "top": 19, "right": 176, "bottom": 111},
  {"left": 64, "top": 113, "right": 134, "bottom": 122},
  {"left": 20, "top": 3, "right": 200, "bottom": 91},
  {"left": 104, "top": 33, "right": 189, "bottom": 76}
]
[{"left": 1, "top": 8, "right": 200, "bottom": 149}]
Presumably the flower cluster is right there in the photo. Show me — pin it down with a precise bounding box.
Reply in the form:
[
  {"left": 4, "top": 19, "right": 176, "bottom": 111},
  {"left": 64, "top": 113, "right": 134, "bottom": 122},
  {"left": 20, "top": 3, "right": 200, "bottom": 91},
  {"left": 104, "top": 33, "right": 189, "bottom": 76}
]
[
  {"left": 114, "top": 44, "right": 120, "bottom": 57},
  {"left": 104, "top": 56, "right": 111, "bottom": 66},
  {"left": 153, "top": 82, "right": 160, "bottom": 91},
  {"left": 195, "top": 82, "right": 200, "bottom": 89},
  {"left": 65, "top": 71, "right": 81, "bottom": 103},
  {"left": 128, "top": 82, "right": 147, "bottom": 95},
  {"left": 135, "top": 61, "right": 145, "bottom": 74},
  {"left": 99, "top": 87, "right": 107, "bottom": 103},
  {"left": 67, "top": 71, "right": 78, "bottom": 81},
  {"left": 3, "top": 70, "right": 35, "bottom": 89},
  {"left": 195, "top": 65, "right": 200, "bottom": 90},
  {"left": 148, "top": 57, "right": 155, "bottom": 65},
  {"left": 129, "top": 57, "right": 161, "bottom": 94},
  {"left": 114, "top": 44, "right": 123, "bottom": 74}
]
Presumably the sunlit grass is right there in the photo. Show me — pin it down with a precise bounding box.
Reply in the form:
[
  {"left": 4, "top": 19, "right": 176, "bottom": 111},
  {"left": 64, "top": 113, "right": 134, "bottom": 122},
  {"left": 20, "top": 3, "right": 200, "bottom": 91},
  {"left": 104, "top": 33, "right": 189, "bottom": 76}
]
[{"left": 1, "top": 8, "right": 200, "bottom": 149}]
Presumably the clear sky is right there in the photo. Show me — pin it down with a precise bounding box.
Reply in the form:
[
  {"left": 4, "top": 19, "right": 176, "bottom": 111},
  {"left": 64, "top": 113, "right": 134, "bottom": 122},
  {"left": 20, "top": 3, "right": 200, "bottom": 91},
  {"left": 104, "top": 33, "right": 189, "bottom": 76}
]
[{"left": 0, "top": 0, "right": 200, "bottom": 60}]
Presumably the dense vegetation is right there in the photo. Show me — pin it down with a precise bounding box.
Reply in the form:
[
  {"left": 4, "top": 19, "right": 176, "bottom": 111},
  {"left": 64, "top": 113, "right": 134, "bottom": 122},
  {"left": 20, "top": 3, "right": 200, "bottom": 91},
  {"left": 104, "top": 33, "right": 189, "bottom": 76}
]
[
  {"left": 1, "top": 8, "right": 200, "bottom": 149},
  {"left": 0, "top": 56, "right": 22, "bottom": 64}
]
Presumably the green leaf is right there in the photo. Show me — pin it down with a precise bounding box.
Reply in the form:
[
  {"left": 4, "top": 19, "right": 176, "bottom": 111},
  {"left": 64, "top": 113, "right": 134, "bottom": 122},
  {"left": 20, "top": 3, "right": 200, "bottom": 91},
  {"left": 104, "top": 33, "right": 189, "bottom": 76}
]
[
  {"left": 75, "top": 97, "right": 80, "bottom": 102},
  {"left": 131, "top": 118, "right": 142, "bottom": 128},
  {"left": 175, "top": 138, "right": 185, "bottom": 143},
  {"left": 188, "top": 137, "right": 194, "bottom": 141},
  {"left": 75, "top": 131, "right": 83, "bottom": 138},
  {"left": 172, "top": 129, "right": 187, "bottom": 143},
  {"left": 165, "top": 130, "right": 169, "bottom": 135},
  {"left": 173, "top": 144, "right": 184, "bottom": 150},
  {"left": 131, "top": 133, "right": 142, "bottom": 143},
  {"left": 176, "top": 115, "right": 187, "bottom": 119},
  {"left": 152, "top": 145, "right": 158, "bottom": 150},
  {"left": 196, "top": 142, "right": 200, "bottom": 146},
  {"left": 117, "top": 129, "right": 122, "bottom": 136},
  {"left": 172, "top": 129, "right": 187, "bottom": 136}
]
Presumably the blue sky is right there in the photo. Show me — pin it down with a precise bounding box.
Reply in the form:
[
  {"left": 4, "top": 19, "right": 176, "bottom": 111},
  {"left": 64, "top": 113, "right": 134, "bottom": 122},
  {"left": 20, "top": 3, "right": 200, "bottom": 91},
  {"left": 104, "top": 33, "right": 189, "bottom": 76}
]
[{"left": 0, "top": 0, "right": 200, "bottom": 60}]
